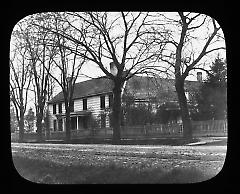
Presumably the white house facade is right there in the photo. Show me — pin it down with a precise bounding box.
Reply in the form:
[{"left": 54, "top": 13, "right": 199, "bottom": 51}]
[{"left": 48, "top": 92, "right": 114, "bottom": 132}]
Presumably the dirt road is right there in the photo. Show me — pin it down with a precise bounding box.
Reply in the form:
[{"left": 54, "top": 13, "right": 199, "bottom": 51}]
[{"left": 11, "top": 143, "right": 227, "bottom": 179}]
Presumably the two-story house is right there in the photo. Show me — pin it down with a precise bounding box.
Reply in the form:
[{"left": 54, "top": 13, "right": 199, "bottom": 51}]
[
  {"left": 47, "top": 77, "right": 114, "bottom": 132},
  {"left": 47, "top": 71, "right": 201, "bottom": 133}
]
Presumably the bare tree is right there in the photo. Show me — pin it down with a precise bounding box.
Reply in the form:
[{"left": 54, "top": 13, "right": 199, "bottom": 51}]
[
  {"left": 10, "top": 30, "right": 33, "bottom": 142},
  {"left": 10, "top": 101, "right": 18, "bottom": 133},
  {"left": 155, "top": 12, "right": 226, "bottom": 139},
  {"left": 33, "top": 13, "right": 87, "bottom": 143},
  {"left": 13, "top": 14, "right": 58, "bottom": 142},
  {"left": 35, "top": 12, "right": 168, "bottom": 144},
  {"left": 25, "top": 15, "right": 59, "bottom": 141}
]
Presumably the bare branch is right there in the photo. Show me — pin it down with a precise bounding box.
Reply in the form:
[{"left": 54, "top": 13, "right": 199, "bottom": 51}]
[
  {"left": 187, "top": 15, "right": 207, "bottom": 30},
  {"left": 184, "top": 19, "right": 222, "bottom": 75}
]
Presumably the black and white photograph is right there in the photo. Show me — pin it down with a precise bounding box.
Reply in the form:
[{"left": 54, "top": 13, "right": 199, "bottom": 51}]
[{"left": 10, "top": 12, "right": 227, "bottom": 184}]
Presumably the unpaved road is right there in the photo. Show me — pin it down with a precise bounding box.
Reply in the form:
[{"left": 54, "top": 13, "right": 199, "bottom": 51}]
[{"left": 11, "top": 143, "right": 227, "bottom": 178}]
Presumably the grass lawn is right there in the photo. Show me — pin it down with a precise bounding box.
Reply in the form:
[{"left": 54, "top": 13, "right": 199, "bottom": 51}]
[
  {"left": 12, "top": 135, "right": 201, "bottom": 145},
  {"left": 13, "top": 155, "right": 211, "bottom": 184}
]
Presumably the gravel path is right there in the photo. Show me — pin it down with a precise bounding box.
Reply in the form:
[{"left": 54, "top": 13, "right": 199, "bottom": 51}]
[{"left": 11, "top": 143, "right": 227, "bottom": 178}]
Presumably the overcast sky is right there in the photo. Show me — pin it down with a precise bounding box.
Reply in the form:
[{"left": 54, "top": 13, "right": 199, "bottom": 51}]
[{"left": 10, "top": 12, "right": 226, "bottom": 113}]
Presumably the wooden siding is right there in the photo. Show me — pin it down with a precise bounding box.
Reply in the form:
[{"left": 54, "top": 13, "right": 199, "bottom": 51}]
[
  {"left": 74, "top": 99, "right": 83, "bottom": 112},
  {"left": 48, "top": 93, "right": 112, "bottom": 130},
  {"left": 87, "top": 95, "right": 101, "bottom": 117},
  {"left": 48, "top": 104, "right": 56, "bottom": 129},
  {"left": 61, "top": 103, "right": 65, "bottom": 114},
  {"left": 106, "top": 95, "right": 110, "bottom": 127}
]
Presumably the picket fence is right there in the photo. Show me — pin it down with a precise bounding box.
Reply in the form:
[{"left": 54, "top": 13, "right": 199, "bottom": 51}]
[
  {"left": 191, "top": 119, "right": 227, "bottom": 137},
  {"left": 11, "top": 120, "right": 227, "bottom": 142}
]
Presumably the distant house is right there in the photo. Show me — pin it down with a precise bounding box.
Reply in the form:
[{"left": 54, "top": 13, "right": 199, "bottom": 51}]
[
  {"left": 47, "top": 72, "right": 201, "bottom": 132},
  {"left": 122, "top": 74, "right": 201, "bottom": 124}
]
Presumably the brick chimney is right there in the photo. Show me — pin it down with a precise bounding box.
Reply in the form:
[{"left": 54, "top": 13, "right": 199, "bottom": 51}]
[
  {"left": 110, "top": 62, "right": 118, "bottom": 76},
  {"left": 197, "top": 72, "right": 202, "bottom": 82}
]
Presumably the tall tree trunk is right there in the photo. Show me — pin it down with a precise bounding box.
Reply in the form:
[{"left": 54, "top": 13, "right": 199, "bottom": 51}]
[
  {"left": 45, "top": 110, "right": 50, "bottom": 140},
  {"left": 36, "top": 111, "right": 43, "bottom": 142},
  {"left": 112, "top": 80, "right": 122, "bottom": 144},
  {"left": 65, "top": 108, "right": 71, "bottom": 143},
  {"left": 18, "top": 111, "right": 25, "bottom": 143},
  {"left": 175, "top": 79, "right": 192, "bottom": 139}
]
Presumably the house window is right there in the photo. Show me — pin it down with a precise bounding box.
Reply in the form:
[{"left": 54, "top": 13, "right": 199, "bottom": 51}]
[
  {"left": 53, "top": 120, "right": 57, "bottom": 131},
  {"left": 53, "top": 104, "right": 56, "bottom": 114},
  {"left": 70, "top": 100, "right": 74, "bottom": 112},
  {"left": 58, "top": 103, "right": 62, "bottom": 114},
  {"left": 109, "top": 94, "right": 113, "bottom": 108},
  {"left": 83, "top": 98, "right": 87, "bottom": 110},
  {"left": 100, "top": 95, "right": 105, "bottom": 110},
  {"left": 101, "top": 114, "right": 106, "bottom": 128},
  {"left": 58, "top": 119, "right": 63, "bottom": 131}
]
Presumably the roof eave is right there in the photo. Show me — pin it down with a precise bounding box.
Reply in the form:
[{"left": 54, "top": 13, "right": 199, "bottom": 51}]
[{"left": 48, "top": 91, "right": 113, "bottom": 104}]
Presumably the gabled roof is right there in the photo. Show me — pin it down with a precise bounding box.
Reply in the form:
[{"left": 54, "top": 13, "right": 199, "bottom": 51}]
[
  {"left": 48, "top": 75, "right": 200, "bottom": 104},
  {"left": 123, "top": 75, "right": 201, "bottom": 103},
  {"left": 48, "top": 77, "right": 113, "bottom": 104}
]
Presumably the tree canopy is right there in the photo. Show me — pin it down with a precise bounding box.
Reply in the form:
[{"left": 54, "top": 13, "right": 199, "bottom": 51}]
[{"left": 194, "top": 56, "right": 227, "bottom": 120}]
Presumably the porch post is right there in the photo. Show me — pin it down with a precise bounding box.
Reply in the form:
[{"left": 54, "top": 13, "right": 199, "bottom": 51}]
[
  {"left": 62, "top": 118, "right": 65, "bottom": 131},
  {"left": 56, "top": 119, "right": 58, "bottom": 131},
  {"left": 76, "top": 116, "right": 79, "bottom": 130}
]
